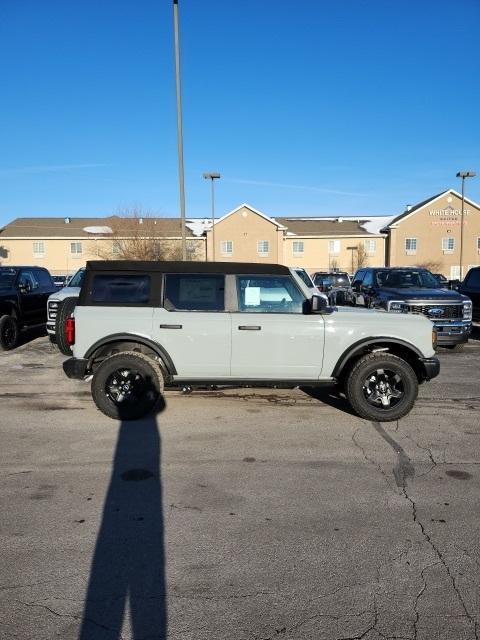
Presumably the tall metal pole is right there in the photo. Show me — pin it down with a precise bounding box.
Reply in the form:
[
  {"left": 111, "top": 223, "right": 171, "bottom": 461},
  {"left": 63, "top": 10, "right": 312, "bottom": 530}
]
[
  {"left": 211, "top": 178, "right": 216, "bottom": 261},
  {"left": 459, "top": 176, "right": 465, "bottom": 280},
  {"left": 173, "top": 0, "right": 187, "bottom": 260}
]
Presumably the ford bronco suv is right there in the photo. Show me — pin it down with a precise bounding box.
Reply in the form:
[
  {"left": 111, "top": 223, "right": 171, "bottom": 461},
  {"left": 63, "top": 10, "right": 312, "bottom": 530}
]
[
  {"left": 63, "top": 261, "right": 440, "bottom": 422},
  {"left": 351, "top": 267, "right": 472, "bottom": 349}
]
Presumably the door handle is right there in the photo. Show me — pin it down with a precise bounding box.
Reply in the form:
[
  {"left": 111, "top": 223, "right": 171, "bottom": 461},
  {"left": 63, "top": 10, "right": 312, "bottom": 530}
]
[
  {"left": 238, "top": 325, "right": 261, "bottom": 330},
  {"left": 159, "top": 324, "right": 183, "bottom": 329}
]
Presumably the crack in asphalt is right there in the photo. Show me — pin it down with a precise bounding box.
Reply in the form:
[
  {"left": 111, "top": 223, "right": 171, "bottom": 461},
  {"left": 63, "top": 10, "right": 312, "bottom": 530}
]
[{"left": 15, "top": 599, "right": 125, "bottom": 639}]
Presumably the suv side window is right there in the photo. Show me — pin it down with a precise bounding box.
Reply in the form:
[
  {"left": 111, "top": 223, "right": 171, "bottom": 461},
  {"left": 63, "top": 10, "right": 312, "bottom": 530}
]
[
  {"left": 34, "top": 268, "right": 54, "bottom": 289},
  {"left": 164, "top": 274, "right": 225, "bottom": 311},
  {"left": 91, "top": 274, "right": 151, "bottom": 304},
  {"left": 18, "top": 269, "right": 39, "bottom": 291},
  {"left": 237, "top": 275, "right": 304, "bottom": 313},
  {"left": 362, "top": 270, "right": 374, "bottom": 287}
]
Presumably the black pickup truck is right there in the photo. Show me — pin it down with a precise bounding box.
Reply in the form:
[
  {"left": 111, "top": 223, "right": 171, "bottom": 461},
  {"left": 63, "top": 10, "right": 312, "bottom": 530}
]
[
  {"left": 0, "top": 266, "right": 57, "bottom": 350},
  {"left": 351, "top": 267, "right": 473, "bottom": 349}
]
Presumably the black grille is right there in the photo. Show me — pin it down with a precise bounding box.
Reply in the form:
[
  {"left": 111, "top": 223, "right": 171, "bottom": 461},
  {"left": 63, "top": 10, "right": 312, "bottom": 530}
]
[{"left": 407, "top": 304, "right": 462, "bottom": 319}]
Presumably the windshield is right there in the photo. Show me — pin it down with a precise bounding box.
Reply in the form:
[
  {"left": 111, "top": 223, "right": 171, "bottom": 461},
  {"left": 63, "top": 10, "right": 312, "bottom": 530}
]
[
  {"left": 68, "top": 269, "right": 85, "bottom": 287},
  {"left": 376, "top": 270, "right": 439, "bottom": 288},
  {"left": 314, "top": 273, "right": 350, "bottom": 287},
  {"left": 0, "top": 268, "right": 17, "bottom": 289},
  {"left": 294, "top": 269, "right": 315, "bottom": 289}
]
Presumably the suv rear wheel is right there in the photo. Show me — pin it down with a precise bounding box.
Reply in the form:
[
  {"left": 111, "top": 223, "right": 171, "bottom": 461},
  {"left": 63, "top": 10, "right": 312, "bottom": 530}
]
[
  {"left": 91, "top": 351, "right": 164, "bottom": 420},
  {"left": 345, "top": 352, "right": 418, "bottom": 421}
]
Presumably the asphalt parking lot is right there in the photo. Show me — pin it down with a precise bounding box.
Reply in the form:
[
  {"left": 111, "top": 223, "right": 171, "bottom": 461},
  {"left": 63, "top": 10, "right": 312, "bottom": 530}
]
[{"left": 1, "top": 330, "right": 480, "bottom": 640}]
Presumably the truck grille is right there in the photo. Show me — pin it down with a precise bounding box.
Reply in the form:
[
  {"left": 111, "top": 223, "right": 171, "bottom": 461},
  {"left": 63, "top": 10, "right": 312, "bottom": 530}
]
[
  {"left": 48, "top": 300, "right": 59, "bottom": 322},
  {"left": 406, "top": 303, "right": 463, "bottom": 320}
]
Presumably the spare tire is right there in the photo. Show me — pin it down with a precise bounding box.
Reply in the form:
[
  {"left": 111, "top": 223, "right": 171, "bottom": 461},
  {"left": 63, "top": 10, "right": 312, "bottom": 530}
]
[{"left": 55, "top": 297, "right": 77, "bottom": 355}]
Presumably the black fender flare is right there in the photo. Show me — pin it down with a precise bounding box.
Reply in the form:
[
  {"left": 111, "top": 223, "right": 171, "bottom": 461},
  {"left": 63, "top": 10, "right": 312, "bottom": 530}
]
[
  {"left": 85, "top": 333, "right": 177, "bottom": 375},
  {"left": 331, "top": 337, "right": 424, "bottom": 378}
]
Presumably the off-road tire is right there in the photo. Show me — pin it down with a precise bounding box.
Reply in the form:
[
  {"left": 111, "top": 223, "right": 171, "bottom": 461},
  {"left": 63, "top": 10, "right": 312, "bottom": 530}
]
[
  {"left": 0, "top": 315, "right": 19, "bottom": 350},
  {"left": 55, "top": 297, "right": 77, "bottom": 356},
  {"left": 345, "top": 352, "right": 418, "bottom": 422},
  {"left": 91, "top": 351, "right": 164, "bottom": 420}
]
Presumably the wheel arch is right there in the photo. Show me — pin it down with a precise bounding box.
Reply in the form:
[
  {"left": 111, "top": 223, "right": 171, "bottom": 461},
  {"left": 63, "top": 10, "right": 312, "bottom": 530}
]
[
  {"left": 85, "top": 333, "right": 177, "bottom": 377},
  {"left": 332, "top": 337, "right": 426, "bottom": 382}
]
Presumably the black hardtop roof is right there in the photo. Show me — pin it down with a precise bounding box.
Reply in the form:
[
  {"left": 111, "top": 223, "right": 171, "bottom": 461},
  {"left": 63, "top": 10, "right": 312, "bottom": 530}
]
[{"left": 86, "top": 260, "right": 291, "bottom": 276}]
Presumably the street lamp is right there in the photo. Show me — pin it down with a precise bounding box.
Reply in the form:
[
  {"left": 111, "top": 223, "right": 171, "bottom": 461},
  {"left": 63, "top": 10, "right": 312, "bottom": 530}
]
[
  {"left": 203, "top": 172, "right": 221, "bottom": 261},
  {"left": 173, "top": 0, "right": 187, "bottom": 260},
  {"left": 456, "top": 171, "right": 476, "bottom": 279}
]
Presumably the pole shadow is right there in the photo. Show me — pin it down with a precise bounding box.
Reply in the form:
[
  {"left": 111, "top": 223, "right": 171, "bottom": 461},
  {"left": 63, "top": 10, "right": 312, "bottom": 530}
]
[{"left": 79, "top": 404, "right": 167, "bottom": 639}]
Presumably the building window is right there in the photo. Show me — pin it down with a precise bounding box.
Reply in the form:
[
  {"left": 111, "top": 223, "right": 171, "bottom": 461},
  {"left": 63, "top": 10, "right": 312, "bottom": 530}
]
[
  {"left": 257, "top": 240, "right": 270, "bottom": 256},
  {"left": 33, "top": 241, "right": 45, "bottom": 257},
  {"left": 293, "top": 241, "right": 304, "bottom": 256},
  {"left": 112, "top": 240, "right": 121, "bottom": 255},
  {"left": 220, "top": 240, "right": 233, "bottom": 256},
  {"left": 364, "top": 239, "right": 376, "bottom": 254},
  {"left": 442, "top": 237, "right": 455, "bottom": 252},
  {"left": 329, "top": 240, "right": 340, "bottom": 255},
  {"left": 477, "top": 237, "right": 480, "bottom": 252},
  {"left": 405, "top": 238, "right": 417, "bottom": 254},
  {"left": 70, "top": 242, "right": 83, "bottom": 255},
  {"left": 450, "top": 265, "right": 461, "bottom": 280}
]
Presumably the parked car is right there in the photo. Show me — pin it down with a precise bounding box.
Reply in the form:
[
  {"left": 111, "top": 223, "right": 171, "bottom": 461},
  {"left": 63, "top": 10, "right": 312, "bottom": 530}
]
[
  {"left": 63, "top": 260, "right": 439, "bottom": 422},
  {"left": 291, "top": 267, "right": 328, "bottom": 303},
  {"left": 432, "top": 273, "right": 449, "bottom": 288},
  {"left": 351, "top": 267, "right": 472, "bottom": 349},
  {"left": 0, "top": 266, "right": 57, "bottom": 350},
  {"left": 458, "top": 267, "right": 480, "bottom": 322},
  {"left": 52, "top": 275, "right": 68, "bottom": 288},
  {"left": 46, "top": 267, "right": 85, "bottom": 355},
  {"left": 311, "top": 271, "right": 355, "bottom": 306}
]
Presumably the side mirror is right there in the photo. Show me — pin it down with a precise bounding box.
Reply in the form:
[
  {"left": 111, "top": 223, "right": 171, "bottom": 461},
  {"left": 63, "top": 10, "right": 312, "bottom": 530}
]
[
  {"left": 18, "top": 282, "right": 31, "bottom": 294},
  {"left": 307, "top": 294, "right": 328, "bottom": 314}
]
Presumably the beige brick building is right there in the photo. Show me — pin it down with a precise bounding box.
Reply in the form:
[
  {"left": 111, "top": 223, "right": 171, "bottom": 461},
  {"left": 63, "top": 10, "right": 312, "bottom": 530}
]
[{"left": 1, "top": 189, "right": 478, "bottom": 278}]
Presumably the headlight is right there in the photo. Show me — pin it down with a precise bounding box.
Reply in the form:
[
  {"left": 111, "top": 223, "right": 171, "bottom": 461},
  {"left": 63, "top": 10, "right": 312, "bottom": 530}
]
[
  {"left": 463, "top": 301, "right": 472, "bottom": 321},
  {"left": 387, "top": 300, "right": 408, "bottom": 313}
]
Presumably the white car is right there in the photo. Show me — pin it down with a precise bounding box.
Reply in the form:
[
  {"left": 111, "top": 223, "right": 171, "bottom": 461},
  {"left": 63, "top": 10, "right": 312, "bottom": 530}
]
[
  {"left": 63, "top": 260, "right": 440, "bottom": 422},
  {"left": 46, "top": 268, "right": 85, "bottom": 353}
]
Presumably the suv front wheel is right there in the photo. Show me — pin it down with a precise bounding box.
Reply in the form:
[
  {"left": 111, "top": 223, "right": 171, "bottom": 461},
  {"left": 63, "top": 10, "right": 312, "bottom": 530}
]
[
  {"left": 345, "top": 352, "right": 418, "bottom": 422},
  {"left": 91, "top": 351, "right": 164, "bottom": 420}
]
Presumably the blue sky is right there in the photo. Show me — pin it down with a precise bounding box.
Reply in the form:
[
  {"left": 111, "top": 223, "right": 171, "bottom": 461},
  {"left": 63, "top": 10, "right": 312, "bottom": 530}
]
[{"left": 1, "top": 0, "right": 479, "bottom": 226}]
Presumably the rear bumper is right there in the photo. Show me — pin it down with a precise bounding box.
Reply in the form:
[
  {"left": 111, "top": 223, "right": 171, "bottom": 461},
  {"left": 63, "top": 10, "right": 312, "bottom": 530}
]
[
  {"left": 419, "top": 357, "right": 440, "bottom": 381},
  {"left": 63, "top": 357, "right": 88, "bottom": 380}
]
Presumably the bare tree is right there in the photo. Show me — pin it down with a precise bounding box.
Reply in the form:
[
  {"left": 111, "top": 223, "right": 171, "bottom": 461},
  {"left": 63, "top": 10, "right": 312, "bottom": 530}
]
[
  {"left": 415, "top": 260, "right": 443, "bottom": 273},
  {"left": 91, "top": 208, "right": 201, "bottom": 261},
  {"left": 355, "top": 243, "right": 368, "bottom": 270}
]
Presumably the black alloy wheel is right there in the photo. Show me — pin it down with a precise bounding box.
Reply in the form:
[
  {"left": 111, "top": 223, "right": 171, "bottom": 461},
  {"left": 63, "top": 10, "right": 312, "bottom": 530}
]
[
  {"left": 346, "top": 352, "right": 418, "bottom": 421},
  {"left": 91, "top": 351, "right": 164, "bottom": 420},
  {"left": 0, "top": 315, "right": 19, "bottom": 350}
]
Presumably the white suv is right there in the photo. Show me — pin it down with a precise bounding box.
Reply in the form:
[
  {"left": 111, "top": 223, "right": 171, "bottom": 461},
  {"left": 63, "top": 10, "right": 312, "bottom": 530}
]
[{"left": 63, "top": 261, "right": 440, "bottom": 422}]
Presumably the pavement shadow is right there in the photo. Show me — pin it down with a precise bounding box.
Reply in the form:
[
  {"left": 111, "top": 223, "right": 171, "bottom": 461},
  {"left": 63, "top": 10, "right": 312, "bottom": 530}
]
[
  {"left": 299, "top": 385, "right": 357, "bottom": 417},
  {"left": 79, "top": 403, "right": 167, "bottom": 639},
  {"left": 17, "top": 325, "right": 47, "bottom": 348}
]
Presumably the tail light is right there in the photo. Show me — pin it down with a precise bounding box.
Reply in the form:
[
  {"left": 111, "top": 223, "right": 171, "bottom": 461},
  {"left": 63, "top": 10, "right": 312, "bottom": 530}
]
[{"left": 65, "top": 316, "right": 75, "bottom": 345}]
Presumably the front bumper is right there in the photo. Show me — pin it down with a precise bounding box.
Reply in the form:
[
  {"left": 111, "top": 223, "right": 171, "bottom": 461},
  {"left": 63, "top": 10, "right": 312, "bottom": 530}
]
[
  {"left": 419, "top": 357, "right": 440, "bottom": 381},
  {"left": 433, "top": 320, "right": 471, "bottom": 345},
  {"left": 63, "top": 357, "right": 88, "bottom": 380}
]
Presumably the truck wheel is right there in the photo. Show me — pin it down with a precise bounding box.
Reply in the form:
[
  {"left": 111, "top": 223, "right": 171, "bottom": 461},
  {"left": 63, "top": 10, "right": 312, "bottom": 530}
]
[
  {"left": 55, "top": 297, "right": 77, "bottom": 356},
  {"left": 91, "top": 351, "right": 164, "bottom": 420},
  {"left": 345, "top": 352, "right": 418, "bottom": 422},
  {"left": 0, "top": 315, "right": 19, "bottom": 350}
]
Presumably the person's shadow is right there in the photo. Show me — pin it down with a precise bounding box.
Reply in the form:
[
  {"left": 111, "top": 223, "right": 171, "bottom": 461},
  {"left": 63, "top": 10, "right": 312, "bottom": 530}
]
[{"left": 79, "top": 405, "right": 167, "bottom": 639}]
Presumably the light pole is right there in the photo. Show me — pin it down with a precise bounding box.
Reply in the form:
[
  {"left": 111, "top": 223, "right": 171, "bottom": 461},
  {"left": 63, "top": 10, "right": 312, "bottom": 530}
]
[
  {"left": 203, "top": 172, "right": 221, "bottom": 261},
  {"left": 173, "top": 0, "right": 187, "bottom": 260},
  {"left": 347, "top": 245, "right": 357, "bottom": 275},
  {"left": 456, "top": 171, "right": 476, "bottom": 279}
]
